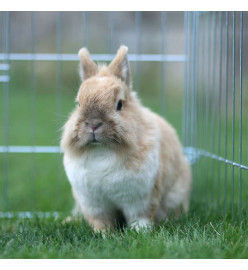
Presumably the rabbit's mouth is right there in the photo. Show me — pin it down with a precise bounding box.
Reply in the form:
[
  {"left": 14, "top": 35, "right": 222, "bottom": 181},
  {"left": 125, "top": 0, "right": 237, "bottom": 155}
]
[
  {"left": 92, "top": 138, "right": 100, "bottom": 144},
  {"left": 89, "top": 133, "right": 101, "bottom": 144},
  {"left": 85, "top": 137, "right": 101, "bottom": 147}
]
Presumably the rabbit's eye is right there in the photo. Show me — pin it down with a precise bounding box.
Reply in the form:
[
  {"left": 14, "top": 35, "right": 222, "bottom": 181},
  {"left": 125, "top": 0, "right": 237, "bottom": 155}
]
[{"left": 117, "top": 100, "right": 122, "bottom": 111}]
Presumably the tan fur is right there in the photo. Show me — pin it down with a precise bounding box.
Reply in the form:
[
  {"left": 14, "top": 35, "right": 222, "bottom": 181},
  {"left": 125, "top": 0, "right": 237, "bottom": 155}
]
[
  {"left": 61, "top": 45, "right": 192, "bottom": 232},
  {"left": 108, "top": 46, "right": 132, "bottom": 88},
  {"left": 83, "top": 212, "right": 115, "bottom": 233},
  {"left": 78, "top": 48, "right": 98, "bottom": 80},
  {"left": 151, "top": 114, "right": 191, "bottom": 222}
]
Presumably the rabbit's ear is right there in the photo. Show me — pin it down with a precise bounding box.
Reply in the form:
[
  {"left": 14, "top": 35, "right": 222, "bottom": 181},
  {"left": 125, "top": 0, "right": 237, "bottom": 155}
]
[
  {"left": 78, "top": 48, "right": 98, "bottom": 81},
  {"left": 108, "top": 45, "right": 132, "bottom": 88}
]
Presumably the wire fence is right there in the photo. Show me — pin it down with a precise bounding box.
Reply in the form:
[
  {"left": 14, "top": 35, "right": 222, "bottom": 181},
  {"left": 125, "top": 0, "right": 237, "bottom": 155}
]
[
  {"left": 0, "top": 11, "right": 247, "bottom": 224},
  {"left": 184, "top": 11, "right": 248, "bottom": 224}
]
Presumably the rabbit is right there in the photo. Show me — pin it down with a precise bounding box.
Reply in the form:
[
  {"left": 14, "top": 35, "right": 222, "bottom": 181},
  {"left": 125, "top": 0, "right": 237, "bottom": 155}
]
[{"left": 60, "top": 45, "right": 192, "bottom": 233}]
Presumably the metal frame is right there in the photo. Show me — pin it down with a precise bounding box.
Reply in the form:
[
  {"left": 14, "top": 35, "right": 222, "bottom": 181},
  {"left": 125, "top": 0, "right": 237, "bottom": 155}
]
[{"left": 184, "top": 11, "right": 247, "bottom": 224}]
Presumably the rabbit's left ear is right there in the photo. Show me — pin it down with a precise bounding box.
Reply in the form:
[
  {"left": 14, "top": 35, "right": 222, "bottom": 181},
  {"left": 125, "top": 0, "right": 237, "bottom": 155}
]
[
  {"left": 78, "top": 48, "right": 98, "bottom": 81},
  {"left": 108, "top": 45, "right": 132, "bottom": 88}
]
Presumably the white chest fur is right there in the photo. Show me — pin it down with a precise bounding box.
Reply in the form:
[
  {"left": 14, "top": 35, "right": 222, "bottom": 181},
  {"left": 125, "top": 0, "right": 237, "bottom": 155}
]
[{"left": 63, "top": 145, "right": 159, "bottom": 216}]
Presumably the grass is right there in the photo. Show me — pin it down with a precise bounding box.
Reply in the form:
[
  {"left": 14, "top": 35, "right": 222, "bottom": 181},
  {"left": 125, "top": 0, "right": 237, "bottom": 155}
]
[{"left": 1, "top": 204, "right": 248, "bottom": 259}]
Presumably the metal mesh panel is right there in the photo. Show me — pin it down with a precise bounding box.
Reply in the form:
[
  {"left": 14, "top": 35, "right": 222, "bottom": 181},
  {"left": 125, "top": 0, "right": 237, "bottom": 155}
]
[{"left": 184, "top": 11, "right": 248, "bottom": 224}]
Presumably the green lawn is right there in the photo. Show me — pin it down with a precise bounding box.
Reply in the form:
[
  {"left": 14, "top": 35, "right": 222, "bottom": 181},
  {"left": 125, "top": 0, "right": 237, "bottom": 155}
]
[{"left": 0, "top": 205, "right": 248, "bottom": 259}]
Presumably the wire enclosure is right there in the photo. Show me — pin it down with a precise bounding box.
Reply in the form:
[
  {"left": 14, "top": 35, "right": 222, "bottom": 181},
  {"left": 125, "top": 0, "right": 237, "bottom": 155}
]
[{"left": 0, "top": 11, "right": 247, "bottom": 224}]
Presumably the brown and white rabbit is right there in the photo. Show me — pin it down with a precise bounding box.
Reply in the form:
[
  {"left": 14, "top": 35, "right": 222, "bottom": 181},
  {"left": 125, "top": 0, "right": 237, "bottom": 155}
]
[{"left": 60, "top": 46, "right": 191, "bottom": 232}]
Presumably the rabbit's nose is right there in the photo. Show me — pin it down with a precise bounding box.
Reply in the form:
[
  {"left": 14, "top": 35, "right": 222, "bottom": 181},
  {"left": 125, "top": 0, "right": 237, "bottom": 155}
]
[
  {"left": 87, "top": 120, "right": 102, "bottom": 132},
  {"left": 91, "top": 123, "right": 101, "bottom": 132}
]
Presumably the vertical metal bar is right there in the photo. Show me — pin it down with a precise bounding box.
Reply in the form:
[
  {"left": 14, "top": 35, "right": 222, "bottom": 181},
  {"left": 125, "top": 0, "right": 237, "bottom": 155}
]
[
  {"left": 224, "top": 11, "right": 229, "bottom": 217},
  {"left": 206, "top": 12, "right": 211, "bottom": 151},
  {"left": 217, "top": 12, "right": 222, "bottom": 215},
  {"left": 196, "top": 12, "right": 200, "bottom": 197},
  {"left": 109, "top": 11, "right": 114, "bottom": 53},
  {"left": 199, "top": 15, "right": 205, "bottom": 152},
  {"left": 197, "top": 14, "right": 204, "bottom": 152},
  {"left": 83, "top": 12, "right": 89, "bottom": 47},
  {"left": 191, "top": 13, "right": 195, "bottom": 148},
  {"left": 56, "top": 11, "right": 62, "bottom": 210},
  {"left": 205, "top": 12, "right": 211, "bottom": 206},
  {"left": 30, "top": 11, "right": 36, "bottom": 211},
  {"left": 196, "top": 13, "right": 203, "bottom": 200},
  {"left": 195, "top": 13, "right": 198, "bottom": 150},
  {"left": 161, "top": 11, "right": 166, "bottom": 118},
  {"left": 200, "top": 14, "right": 208, "bottom": 202},
  {"left": 183, "top": 11, "right": 188, "bottom": 146},
  {"left": 231, "top": 11, "right": 236, "bottom": 223},
  {"left": 191, "top": 12, "right": 197, "bottom": 149},
  {"left": 186, "top": 12, "right": 192, "bottom": 148},
  {"left": 188, "top": 12, "right": 194, "bottom": 198},
  {"left": 211, "top": 12, "right": 217, "bottom": 207},
  {"left": 3, "top": 11, "right": 10, "bottom": 211},
  {"left": 239, "top": 11, "right": 243, "bottom": 225},
  {"left": 190, "top": 12, "right": 197, "bottom": 200},
  {"left": 135, "top": 11, "right": 142, "bottom": 94}
]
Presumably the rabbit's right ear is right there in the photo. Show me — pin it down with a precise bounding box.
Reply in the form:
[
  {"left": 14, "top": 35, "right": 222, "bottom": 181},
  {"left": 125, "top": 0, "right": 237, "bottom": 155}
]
[
  {"left": 108, "top": 46, "right": 132, "bottom": 88},
  {"left": 78, "top": 48, "right": 98, "bottom": 81}
]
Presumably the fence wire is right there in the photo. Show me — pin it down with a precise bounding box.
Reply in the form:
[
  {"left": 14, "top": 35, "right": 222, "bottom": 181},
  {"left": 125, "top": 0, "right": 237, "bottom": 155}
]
[
  {"left": 0, "top": 11, "right": 247, "bottom": 224},
  {"left": 184, "top": 11, "right": 248, "bottom": 224}
]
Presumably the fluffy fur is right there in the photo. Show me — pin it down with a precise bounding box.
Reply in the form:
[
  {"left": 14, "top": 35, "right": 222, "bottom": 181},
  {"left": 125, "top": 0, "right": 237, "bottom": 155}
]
[{"left": 60, "top": 46, "right": 192, "bottom": 232}]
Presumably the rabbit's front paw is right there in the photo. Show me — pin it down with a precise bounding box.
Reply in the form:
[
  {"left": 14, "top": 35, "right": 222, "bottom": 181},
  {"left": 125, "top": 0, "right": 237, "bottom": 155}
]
[{"left": 129, "top": 217, "right": 153, "bottom": 232}]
